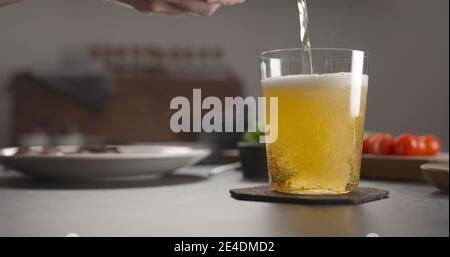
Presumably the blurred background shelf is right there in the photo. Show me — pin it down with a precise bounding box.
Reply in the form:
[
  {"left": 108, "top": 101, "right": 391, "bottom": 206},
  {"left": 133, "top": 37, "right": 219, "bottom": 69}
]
[{"left": 9, "top": 45, "right": 242, "bottom": 152}]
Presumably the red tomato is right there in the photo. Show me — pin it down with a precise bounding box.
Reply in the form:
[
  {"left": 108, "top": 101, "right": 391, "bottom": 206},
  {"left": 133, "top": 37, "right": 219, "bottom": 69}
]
[
  {"left": 363, "top": 135, "right": 378, "bottom": 154},
  {"left": 416, "top": 136, "right": 427, "bottom": 156},
  {"left": 363, "top": 137, "right": 371, "bottom": 154},
  {"left": 364, "top": 134, "right": 392, "bottom": 155},
  {"left": 393, "top": 134, "right": 421, "bottom": 156},
  {"left": 378, "top": 135, "right": 395, "bottom": 155},
  {"left": 422, "top": 135, "right": 442, "bottom": 156},
  {"left": 364, "top": 134, "right": 380, "bottom": 154}
]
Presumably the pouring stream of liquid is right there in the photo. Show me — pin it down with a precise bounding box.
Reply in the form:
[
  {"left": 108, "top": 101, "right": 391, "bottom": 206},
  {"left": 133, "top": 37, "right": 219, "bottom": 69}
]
[{"left": 298, "top": 0, "right": 314, "bottom": 73}]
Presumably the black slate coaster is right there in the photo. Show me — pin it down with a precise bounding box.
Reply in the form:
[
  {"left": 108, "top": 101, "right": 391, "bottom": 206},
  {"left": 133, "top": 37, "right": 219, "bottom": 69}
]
[{"left": 230, "top": 185, "right": 389, "bottom": 205}]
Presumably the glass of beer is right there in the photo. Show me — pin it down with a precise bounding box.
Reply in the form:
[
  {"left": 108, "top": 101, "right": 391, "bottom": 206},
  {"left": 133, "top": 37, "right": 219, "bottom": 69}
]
[{"left": 260, "top": 48, "right": 369, "bottom": 195}]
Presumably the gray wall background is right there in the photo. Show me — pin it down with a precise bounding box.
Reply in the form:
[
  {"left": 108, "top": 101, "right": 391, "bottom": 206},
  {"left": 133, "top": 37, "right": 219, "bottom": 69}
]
[{"left": 0, "top": 0, "right": 448, "bottom": 149}]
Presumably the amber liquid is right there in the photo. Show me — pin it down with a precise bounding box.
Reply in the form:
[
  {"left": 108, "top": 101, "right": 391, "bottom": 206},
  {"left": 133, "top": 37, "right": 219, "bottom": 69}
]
[{"left": 262, "top": 73, "right": 368, "bottom": 194}]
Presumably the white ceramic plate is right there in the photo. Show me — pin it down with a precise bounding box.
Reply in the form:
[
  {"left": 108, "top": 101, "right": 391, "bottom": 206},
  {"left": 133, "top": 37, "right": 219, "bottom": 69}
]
[{"left": 0, "top": 145, "right": 211, "bottom": 180}]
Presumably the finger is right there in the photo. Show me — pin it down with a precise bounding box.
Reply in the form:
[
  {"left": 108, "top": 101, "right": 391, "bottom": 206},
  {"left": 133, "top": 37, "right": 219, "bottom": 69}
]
[
  {"left": 205, "top": 0, "right": 245, "bottom": 6},
  {"left": 0, "top": 0, "right": 21, "bottom": 7},
  {"left": 164, "top": 0, "right": 220, "bottom": 16},
  {"left": 116, "top": 0, "right": 198, "bottom": 16},
  {"left": 110, "top": 0, "right": 136, "bottom": 10}
]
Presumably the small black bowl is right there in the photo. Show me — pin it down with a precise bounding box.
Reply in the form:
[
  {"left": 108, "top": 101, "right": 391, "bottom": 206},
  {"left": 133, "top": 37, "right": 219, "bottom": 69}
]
[{"left": 238, "top": 142, "right": 268, "bottom": 180}]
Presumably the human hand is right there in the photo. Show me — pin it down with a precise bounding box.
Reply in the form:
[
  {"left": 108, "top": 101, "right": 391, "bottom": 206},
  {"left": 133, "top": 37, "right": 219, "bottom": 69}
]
[
  {"left": 0, "top": 0, "right": 21, "bottom": 7},
  {"left": 114, "top": 0, "right": 245, "bottom": 16}
]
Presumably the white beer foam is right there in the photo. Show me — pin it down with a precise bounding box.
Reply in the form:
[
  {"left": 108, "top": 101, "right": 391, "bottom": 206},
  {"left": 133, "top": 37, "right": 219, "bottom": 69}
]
[{"left": 262, "top": 72, "right": 369, "bottom": 88}]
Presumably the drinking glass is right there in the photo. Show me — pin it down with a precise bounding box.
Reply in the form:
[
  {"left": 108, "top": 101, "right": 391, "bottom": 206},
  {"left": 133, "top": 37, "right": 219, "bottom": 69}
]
[{"left": 260, "top": 48, "right": 369, "bottom": 194}]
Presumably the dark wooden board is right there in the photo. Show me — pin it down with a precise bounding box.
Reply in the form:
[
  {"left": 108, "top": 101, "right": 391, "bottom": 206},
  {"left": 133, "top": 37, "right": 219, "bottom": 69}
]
[
  {"left": 230, "top": 185, "right": 389, "bottom": 205},
  {"left": 361, "top": 153, "right": 449, "bottom": 181}
]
